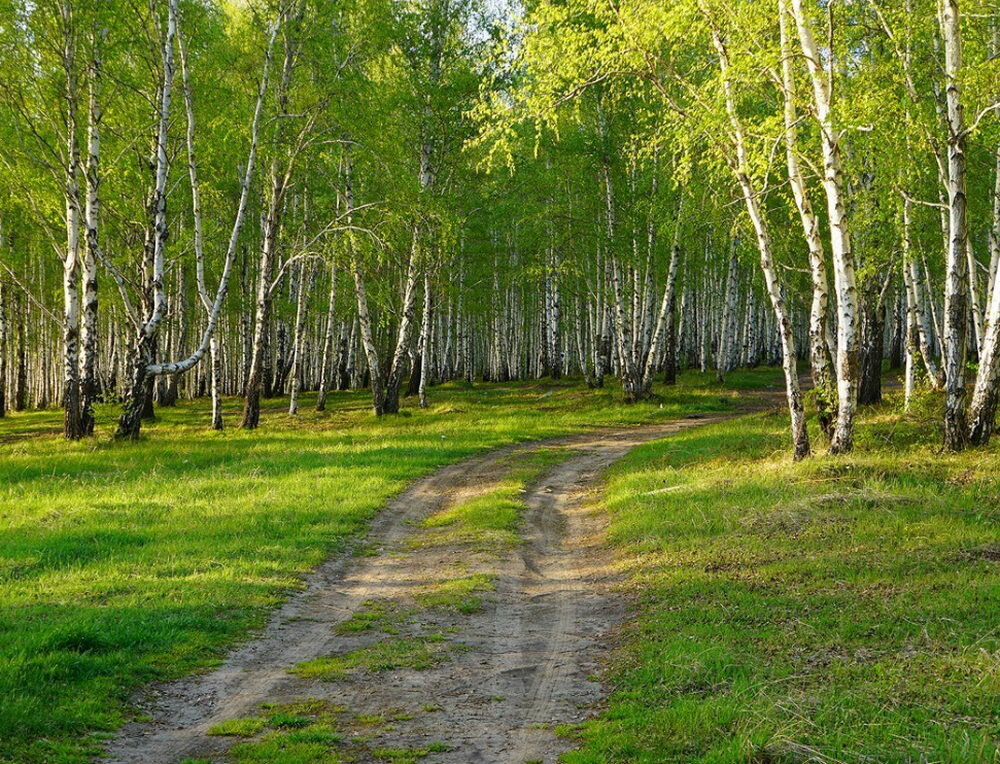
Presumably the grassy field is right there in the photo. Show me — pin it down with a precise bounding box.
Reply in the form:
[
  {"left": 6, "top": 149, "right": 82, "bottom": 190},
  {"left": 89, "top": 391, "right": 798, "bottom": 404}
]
[
  {"left": 0, "top": 373, "right": 754, "bottom": 764},
  {"left": 568, "top": 389, "right": 1000, "bottom": 763}
]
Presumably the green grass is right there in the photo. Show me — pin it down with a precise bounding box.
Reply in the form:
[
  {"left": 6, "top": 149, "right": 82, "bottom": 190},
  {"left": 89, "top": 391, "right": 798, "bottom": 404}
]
[
  {"left": 206, "top": 716, "right": 268, "bottom": 737},
  {"left": 418, "top": 446, "right": 567, "bottom": 549},
  {"left": 334, "top": 598, "right": 411, "bottom": 634},
  {"left": 415, "top": 573, "right": 495, "bottom": 614},
  {"left": 203, "top": 697, "right": 449, "bottom": 763},
  {"left": 568, "top": 388, "right": 1000, "bottom": 763},
  {"left": 371, "top": 742, "right": 450, "bottom": 763},
  {"left": 289, "top": 634, "right": 452, "bottom": 681},
  {"left": 0, "top": 371, "right": 762, "bottom": 762}
]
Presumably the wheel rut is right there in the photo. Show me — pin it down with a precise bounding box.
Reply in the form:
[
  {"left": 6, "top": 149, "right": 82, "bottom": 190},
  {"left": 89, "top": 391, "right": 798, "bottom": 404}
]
[{"left": 102, "top": 416, "right": 728, "bottom": 764}]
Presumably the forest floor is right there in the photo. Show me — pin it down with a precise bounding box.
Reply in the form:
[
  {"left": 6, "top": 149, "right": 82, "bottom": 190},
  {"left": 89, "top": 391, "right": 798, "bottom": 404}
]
[
  {"left": 0, "top": 372, "right": 764, "bottom": 764},
  {"left": 564, "top": 388, "right": 1000, "bottom": 763},
  {"left": 102, "top": 417, "right": 733, "bottom": 764},
  {"left": 5, "top": 372, "right": 1000, "bottom": 763}
]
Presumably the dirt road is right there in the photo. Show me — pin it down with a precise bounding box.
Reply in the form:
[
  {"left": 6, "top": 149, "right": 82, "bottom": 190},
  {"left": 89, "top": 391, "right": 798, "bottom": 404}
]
[{"left": 103, "top": 416, "right": 726, "bottom": 763}]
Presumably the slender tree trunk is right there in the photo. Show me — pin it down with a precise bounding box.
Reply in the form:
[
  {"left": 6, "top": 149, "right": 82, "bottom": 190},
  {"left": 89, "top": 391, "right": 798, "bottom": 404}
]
[
  {"left": 383, "top": 229, "right": 421, "bottom": 414},
  {"left": 778, "top": 0, "right": 836, "bottom": 435},
  {"left": 710, "top": 19, "right": 810, "bottom": 460},
  {"left": 418, "top": 271, "right": 433, "bottom": 408},
  {"left": 905, "top": 280, "right": 918, "bottom": 411},
  {"left": 600, "top": 150, "right": 643, "bottom": 402},
  {"left": 716, "top": 243, "right": 739, "bottom": 383},
  {"left": 642, "top": 197, "right": 683, "bottom": 391},
  {"left": 0, "top": 280, "right": 6, "bottom": 418},
  {"left": 790, "top": 0, "right": 860, "bottom": 454},
  {"left": 858, "top": 281, "right": 886, "bottom": 405},
  {"left": 79, "top": 32, "right": 102, "bottom": 435},
  {"left": 116, "top": 0, "right": 178, "bottom": 440},
  {"left": 939, "top": 0, "right": 970, "bottom": 450},
  {"left": 15, "top": 289, "right": 26, "bottom": 411},
  {"left": 288, "top": 261, "right": 313, "bottom": 415},
  {"left": 239, "top": 6, "right": 301, "bottom": 429},
  {"left": 316, "top": 261, "right": 337, "bottom": 411},
  {"left": 902, "top": 199, "right": 944, "bottom": 387},
  {"left": 968, "top": 133, "right": 1000, "bottom": 443},
  {"left": 61, "top": 1, "right": 84, "bottom": 440}
]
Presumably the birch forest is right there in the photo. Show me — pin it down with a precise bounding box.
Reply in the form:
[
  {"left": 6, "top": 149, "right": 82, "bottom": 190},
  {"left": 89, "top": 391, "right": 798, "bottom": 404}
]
[
  {"left": 3, "top": 1, "right": 1000, "bottom": 762},
  {"left": 0, "top": 0, "right": 997, "bottom": 458}
]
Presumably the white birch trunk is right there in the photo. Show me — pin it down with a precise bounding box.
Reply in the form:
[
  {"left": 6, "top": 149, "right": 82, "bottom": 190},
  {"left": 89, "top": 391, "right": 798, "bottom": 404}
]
[
  {"left": 115, "top": 0, "right": 177, "bottom": 439},
  {"left": 79, "top": 30, "right": 102, "bottom": 436},
  {"left": 316, "top": 261, "right": 338, "bottom": 411},
  {"left": 778, "top": 0, "right": 836, "bottom": 435},
  {"left": 59, "top": 0, "right": 84, "bottom": 440},
  {"left": 940, "top": 0, "right": 970, "bottom": 450},
  {"left": 790, "top": 0, "right": 860, "bottom": 454},
  {"left": 710, "top": 20, "right": 810, "bottom": 460}
]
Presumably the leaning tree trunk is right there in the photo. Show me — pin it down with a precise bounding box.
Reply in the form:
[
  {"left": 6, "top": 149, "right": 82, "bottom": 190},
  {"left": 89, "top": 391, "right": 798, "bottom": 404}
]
[
  {"left": 383, "top": 230, "right": 421, "bottom": 414},
  {"left": 711, "top": 20, "right": 809, "bottom": 460},
  {"left": 239, "top": 205, "right": 278, "bottom": 430},
  {"left": 642, "top": 198, "right": 683, "bottom": 392},
  {"left": 968, "top": 130, "right": 1000, "bottom": 443},
  {"left": 778, "top": 0, "right": 836, "bottom": 435},
  {"left": 116, "top": 0, "right": 177, "bottom": 440}
]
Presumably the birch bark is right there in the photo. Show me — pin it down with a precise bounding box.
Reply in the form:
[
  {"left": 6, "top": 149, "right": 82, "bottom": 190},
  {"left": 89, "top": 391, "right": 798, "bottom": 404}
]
[
  {"left": 79, "top": 30, "right": 103, "bottom": 436},
  {"left": 709, "top": 19, "right": 810, "bottom": 460},
  {"left": 61, "top": 0, "right": 84, "bottom": 440},
  {"left": 940, "top": 0, "right": 970, "bottom": 450},
  {"left": 778, "top": 0, "right": 835, "bottom": 435},
  {"left": 115, "top": 0, "right": 177, "bottom": 439},
  {"left": 789, "top": 0, "right": 860, "bottom": 454}
]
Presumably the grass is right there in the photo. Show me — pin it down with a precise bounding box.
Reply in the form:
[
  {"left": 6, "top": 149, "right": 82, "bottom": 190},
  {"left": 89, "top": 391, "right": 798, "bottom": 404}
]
[
  {"left": 371, "top": 741, "right": 450, "bottom": 763},
  {"left": 417, "top": 448, "right": 567, "bottom": 549},
  {"left": 0, "top": 373, "right": 749, "bottom": 762},
  {"left": 202, "top": 697, "right": 449, "bottom": 763},
  {"left": 568, "top": 387, "right": 1000, "bottom": 763},
  {"left": 289, "top": 634, "right": 452, "bottom": 681},
  {"left": 206, "top": 716, "right": 268, "bottom": 737},
  {"left": 415, "top": 573, "right": 494, "bottom": 614},
  {"left": 223, "top": 700, "right": 345, "bottom": 764},
  {"left": 334, "top": 599, "right": 411, "bottom": 634}
]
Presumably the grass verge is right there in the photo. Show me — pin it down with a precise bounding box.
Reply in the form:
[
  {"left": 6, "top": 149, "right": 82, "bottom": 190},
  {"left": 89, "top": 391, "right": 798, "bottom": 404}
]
[{"left": 568, "top": 388, "right": 1000, "bottom": 762}]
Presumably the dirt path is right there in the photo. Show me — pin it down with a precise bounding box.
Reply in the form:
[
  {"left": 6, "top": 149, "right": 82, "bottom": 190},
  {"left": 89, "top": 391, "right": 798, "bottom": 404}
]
[{"left": 103, "top": 415, "right": 730, "bottom": 764}]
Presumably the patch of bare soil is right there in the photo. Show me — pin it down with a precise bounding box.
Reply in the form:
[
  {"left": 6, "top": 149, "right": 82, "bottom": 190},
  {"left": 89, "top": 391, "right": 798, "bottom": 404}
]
[{"left": 101, "top": 417, "right": 729, "bottom": 764}]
